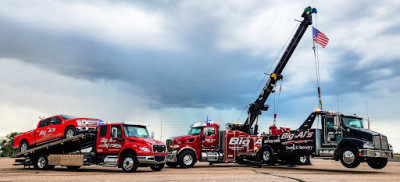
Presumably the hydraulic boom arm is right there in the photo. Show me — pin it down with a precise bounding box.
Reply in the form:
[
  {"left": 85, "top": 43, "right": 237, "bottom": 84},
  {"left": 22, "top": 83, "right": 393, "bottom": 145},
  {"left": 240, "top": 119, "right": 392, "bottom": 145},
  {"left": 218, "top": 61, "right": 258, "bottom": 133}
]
[{"left": 241, "top": 7, "right": 315, "bottom": 135}]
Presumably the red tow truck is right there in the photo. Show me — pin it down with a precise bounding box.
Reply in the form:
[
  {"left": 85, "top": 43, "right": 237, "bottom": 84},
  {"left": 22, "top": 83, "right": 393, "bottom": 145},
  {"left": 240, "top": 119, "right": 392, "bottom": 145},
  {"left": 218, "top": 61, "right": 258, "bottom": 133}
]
[
  {"left": 13, "top": 115, "right": 100, "bottom": 153},
  {"left": 13, "top": 122, "right": 167, "bottom": 172},
  {"left": 166, "top": 121, "right": 262, "bottom": 168}
]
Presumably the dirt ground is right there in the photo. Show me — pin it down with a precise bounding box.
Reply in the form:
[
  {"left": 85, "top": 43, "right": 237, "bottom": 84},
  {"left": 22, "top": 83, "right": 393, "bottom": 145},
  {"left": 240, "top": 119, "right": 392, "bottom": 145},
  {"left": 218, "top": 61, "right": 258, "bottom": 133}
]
[{"left": 0, "top": 158, "right": 399, "bottom": 182}]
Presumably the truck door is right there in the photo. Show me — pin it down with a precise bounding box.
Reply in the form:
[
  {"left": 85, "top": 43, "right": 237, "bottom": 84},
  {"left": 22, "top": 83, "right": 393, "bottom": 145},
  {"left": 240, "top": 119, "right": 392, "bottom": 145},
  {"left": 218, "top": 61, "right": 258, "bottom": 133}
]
[
  {"left": 96, "top": 125, "right": 124, "bottom": 154},
  {"left": 322, "top": 116, "right": 341, "bottom": 146},
  {"left": 201, "top": 126, "right": 218, "bottom": 149},
  {"left": 48, "top": 116, "right": 64, "bottom": 139}
]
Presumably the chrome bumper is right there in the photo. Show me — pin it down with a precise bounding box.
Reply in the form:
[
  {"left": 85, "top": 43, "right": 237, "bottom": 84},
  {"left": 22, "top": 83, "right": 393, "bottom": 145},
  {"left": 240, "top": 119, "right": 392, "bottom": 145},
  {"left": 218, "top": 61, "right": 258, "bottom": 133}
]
[
  {"left": 76, "top": 126, "right": 97, "bottom": 132},
  {"left": 137, "top": 155, "right": 167, "bottom": 164},
  {"left": 167, "top": 151, "right": 178, "bottom": 163},
  {"left": 360, "top": 149, "right": 394, "bottom": 158}
]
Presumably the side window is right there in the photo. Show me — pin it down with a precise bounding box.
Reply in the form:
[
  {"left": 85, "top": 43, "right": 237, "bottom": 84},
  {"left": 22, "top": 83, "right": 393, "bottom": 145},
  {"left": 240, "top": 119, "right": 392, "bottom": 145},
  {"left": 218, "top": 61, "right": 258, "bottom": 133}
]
[
  {"left": 99, "top": 125, "right": 108, "bottom": 137},
  {"left": 326, "top": 118, "right": 334, "bottom": 129},
  {"left": 52, "top": 117, "right": 62, "bottom": 125},
  {"left": 110, "top": 125, "right": 123, "bottom": 138},
  {"left": 38, "top": 119, "right": 50, "bottom": 128},
  {"left": 203, "top": 127, "right": 215, "bottom": 136}
]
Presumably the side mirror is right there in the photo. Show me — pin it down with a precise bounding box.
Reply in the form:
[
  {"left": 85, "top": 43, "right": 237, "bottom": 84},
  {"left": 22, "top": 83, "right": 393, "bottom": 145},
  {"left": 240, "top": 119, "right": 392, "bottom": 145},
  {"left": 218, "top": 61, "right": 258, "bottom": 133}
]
[
  {"left": 200, "top": 134, "right": 205, "bottom": 141},
  {"left": 334, "top": 116, "right": 340, "bottom": 130},
  {"left": 111, "top": 128, "right": 118, "bottom": 138}
]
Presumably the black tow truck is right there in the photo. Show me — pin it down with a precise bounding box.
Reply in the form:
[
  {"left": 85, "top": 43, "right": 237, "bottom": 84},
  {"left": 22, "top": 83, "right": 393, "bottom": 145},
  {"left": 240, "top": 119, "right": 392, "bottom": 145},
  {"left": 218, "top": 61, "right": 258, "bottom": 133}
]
[{"left": 261, "top": 110, "right": 394, "bottom": 169}]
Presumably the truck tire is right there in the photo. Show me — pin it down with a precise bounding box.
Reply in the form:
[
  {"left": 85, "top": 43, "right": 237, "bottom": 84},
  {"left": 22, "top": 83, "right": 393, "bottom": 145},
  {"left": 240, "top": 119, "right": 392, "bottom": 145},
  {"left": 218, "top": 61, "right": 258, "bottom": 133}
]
[
  {"left": 67, "top": 166, "right": 81, "bottom": 170},
  {"left": 178, "top": 150, "right": 196, "bottom": 168},
  {"left": 121, "top": 154, "right": 139, "bottom": 172},
  {"left": 20, "top": 140, "right": 30, "bottom": 153},
  {"left": 34, "top": 154, "right": 53, "bottom": 170},
  {"left": 166, "top": 162, "right": 178, "bottom": 168},
  {"left": 65, "top": 126, "right": 77, "bottom": 139},
  {"left": 340, "top": 147, "right": 360, "bottom": 168},
  {"left": 260, "top": 147, "right": 277, "bottom": 165},
  {"left": 297, "top": 155, "right": 311, "bottom": 165},
  {"left": 367, "top": 157, "right": 388, "bottom": 169},
  {"left": 150, "top": 164, "right": 165, "bottom": 171}
]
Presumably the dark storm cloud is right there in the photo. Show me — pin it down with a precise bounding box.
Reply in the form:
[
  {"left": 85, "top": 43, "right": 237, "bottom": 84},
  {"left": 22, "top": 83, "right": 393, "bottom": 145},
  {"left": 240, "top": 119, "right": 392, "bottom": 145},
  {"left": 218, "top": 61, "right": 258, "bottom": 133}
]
[
  {"left": 0, "top": 19, "right": 268, "bottom": 109},
  {"left": 1, "top": 0, "right": 400, "bottom": 112}
]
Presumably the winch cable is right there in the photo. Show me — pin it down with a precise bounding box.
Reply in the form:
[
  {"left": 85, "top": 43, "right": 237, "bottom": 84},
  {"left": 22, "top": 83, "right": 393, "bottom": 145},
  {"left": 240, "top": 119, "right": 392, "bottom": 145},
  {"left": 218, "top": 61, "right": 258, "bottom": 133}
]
[
  {"left": 312, "top": 13, "right": 323, "bottom": 110},
  {"left": 236, "top": 21, "right": 300, "bottom": 122},
  {"left": 273, "top": 78, "right": 283, "bottom": 126}
]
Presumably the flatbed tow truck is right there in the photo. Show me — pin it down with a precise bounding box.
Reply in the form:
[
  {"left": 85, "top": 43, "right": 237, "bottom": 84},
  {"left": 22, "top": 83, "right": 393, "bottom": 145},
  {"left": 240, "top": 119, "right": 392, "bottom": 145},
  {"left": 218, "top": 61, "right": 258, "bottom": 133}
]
[{"left": 13, "top": 122, "right": 167, "bottom": 172}]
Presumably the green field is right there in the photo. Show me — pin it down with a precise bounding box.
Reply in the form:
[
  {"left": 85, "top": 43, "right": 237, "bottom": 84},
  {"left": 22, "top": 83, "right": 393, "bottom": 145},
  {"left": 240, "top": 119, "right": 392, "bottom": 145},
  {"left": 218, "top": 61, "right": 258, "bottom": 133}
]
[{"left": 395, "top": 155, "right": 400, "bottom": 158}]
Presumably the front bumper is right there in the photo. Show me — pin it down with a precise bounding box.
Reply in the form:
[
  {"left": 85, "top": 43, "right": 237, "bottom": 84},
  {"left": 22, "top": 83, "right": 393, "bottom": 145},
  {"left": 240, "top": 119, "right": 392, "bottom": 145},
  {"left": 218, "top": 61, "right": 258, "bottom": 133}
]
[
  {"left": 167, "top": 151, "right": 178, "bottom": 163},
  {"left": 360, "top": 149, "right": 394, "bottom": 158},
  {"left": 76, "top": 126, "right": 97, "bottom": 132},
  {"left": 137, "top": 155, "right": 167, "bottom": 164}
]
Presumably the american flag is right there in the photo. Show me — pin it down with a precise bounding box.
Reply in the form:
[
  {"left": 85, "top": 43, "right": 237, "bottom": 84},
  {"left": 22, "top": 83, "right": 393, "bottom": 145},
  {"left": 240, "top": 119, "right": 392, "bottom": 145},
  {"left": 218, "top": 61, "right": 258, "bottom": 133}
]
[{"left": 312, "top": 26, "right": 329, "bottom": 48}]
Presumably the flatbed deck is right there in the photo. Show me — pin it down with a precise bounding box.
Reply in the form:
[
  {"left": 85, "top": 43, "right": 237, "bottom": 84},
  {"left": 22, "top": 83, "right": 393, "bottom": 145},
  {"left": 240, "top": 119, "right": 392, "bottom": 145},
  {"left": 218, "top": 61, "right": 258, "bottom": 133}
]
[{"left": 13, "top": 134, "right": 95, "bottom": 158}]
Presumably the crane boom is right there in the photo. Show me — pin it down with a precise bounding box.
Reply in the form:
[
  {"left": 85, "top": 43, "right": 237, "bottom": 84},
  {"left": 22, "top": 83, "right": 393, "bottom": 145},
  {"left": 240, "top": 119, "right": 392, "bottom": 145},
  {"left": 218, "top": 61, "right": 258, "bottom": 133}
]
[{"left": 240, "top": 7, "right": 315, "bottom": 135}]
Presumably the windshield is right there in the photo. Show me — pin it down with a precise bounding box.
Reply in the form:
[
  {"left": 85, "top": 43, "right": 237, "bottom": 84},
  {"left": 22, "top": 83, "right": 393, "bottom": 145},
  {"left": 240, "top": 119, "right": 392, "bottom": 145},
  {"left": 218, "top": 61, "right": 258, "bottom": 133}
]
[
  {"left": 188, "top": 127, "right": 203, "bottom": 135},
  {"left": 343, "top": 117, "right": 364, "bottom": 129},
  {"left": 124, "top": 125, "right": 150, "bottom": 138},
  {"left": 60, "top": 115, "right": 78, "bottom": 120}
]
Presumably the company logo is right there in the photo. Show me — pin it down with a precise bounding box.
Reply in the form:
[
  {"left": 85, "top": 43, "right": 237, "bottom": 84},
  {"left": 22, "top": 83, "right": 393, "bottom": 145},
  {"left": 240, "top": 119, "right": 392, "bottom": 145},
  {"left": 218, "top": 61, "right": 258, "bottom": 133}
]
[
  {"left": 99, "top": 138, "right": 122, "bottom": 148},
  {"left": 281, "top": 131, "right": 314, "bottom": 140},
  {"left": 39, "top": 127, "right": 56, "bottom": 136},
  {"left": 229, "top": 137, "right": 250, "bottom": 146},
  {"left": 205, "top": 138, "right": 216, "bottom": 143}
]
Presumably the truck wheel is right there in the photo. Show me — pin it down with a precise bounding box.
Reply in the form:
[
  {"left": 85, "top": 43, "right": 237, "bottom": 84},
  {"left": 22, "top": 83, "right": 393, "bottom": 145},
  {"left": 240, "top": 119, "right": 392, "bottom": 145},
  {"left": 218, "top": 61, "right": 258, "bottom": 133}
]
[
  {"left": 367, "top": 157, "right": 388, "bottom": 169},
  {"left": 178, "top": 150, "right": 196, "bottom": 168},
  {"left": 65, "top": 127, "right": 77, "bottom": 138},
  {"left": 34, "top": 154, "right": 51, "bottom": 170},
  {"left": 260, "top": 147, "right": 277, "bottom": 165},
  {"left": 20, "top": 140, "right": 30, "bottom": 152},
  {"left": 121, "top": 154, "right": 139, "bottom": 172},
  {"left": 340, "top": 147, "right": 360, "bottom": 168},
  {"left": 166, "top": 162, "right": 178, "bottom": 168},
  {"left": 297, "top": 155, "right": 311, "bottom": 165},
  {"left": 67, "top": 166, "right": 81, "bottom": 170},
  {"left": 150, "top": 164, "right": 165, "bottom": 171}
]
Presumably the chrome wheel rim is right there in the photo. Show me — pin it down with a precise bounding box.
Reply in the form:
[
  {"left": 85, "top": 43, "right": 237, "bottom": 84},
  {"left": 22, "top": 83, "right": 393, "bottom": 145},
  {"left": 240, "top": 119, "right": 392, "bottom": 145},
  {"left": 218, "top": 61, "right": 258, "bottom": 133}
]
[
  {"left": 183, "top": 154, "right": 193, "bottom": 166},
  {"left": 123, "top": 157, "right": 134, "bottom": 171},
  {"left": 343, "top": 150, "right": 355, "bottom": 164},
  {"left": 37, "top": 157, "right": 46, "bottom": 169},
  {"left": 262, "top": 150, "right": 270, "bottom": 161},
  {"left": 21, "top": 143, "right": 28, "bottom": 152},
  {"left": 299, "top": 155, "right": 307, "bottom": 164},
  {"left": 66, "top": 129, "right": 75, "bottom": 138}
]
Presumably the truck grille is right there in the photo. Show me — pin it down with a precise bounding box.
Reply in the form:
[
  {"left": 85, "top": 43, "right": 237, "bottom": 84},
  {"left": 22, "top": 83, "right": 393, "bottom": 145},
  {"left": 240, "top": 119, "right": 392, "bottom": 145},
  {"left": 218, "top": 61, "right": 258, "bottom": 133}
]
[
  {"left": 152, "top": 145, "right": 166, "bottom": 153},
  {"left": 155, "top": 156, "right": 165, "bottom": 162},
  {"left": 374, "top": 136, "right": 389, "bottom": 150},
  {"left": 166, "top": 139, "right": 173, "bottom": 152}
]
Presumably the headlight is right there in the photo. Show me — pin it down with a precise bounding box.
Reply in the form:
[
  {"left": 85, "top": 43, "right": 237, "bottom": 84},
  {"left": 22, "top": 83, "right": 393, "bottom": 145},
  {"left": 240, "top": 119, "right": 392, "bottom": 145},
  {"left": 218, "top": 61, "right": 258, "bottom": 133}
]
[
  {"left": 139, "top": 147, "right": 151, "bottom": 152},
  {"left": 173, "top": 145, "right": 180, "bottom": 150},
  {"left": 76, "top": 120, "right": 86, "bottom": 125},
  {"left": 363, "top": 142, "right": 374, "bottom": 149},
  {"left": 389, "top": 144, "right": 393, "bottom": 151}
]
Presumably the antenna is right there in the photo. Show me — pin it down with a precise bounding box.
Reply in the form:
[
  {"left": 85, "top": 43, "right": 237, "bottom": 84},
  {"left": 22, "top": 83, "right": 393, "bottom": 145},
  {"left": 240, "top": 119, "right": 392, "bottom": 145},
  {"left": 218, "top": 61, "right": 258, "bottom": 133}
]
[
  {"left": 337, "top": 95, "right": 340, "bottom": 112},
  {"left": 366, "top": 101, "right": 370, "bottom": 130}
]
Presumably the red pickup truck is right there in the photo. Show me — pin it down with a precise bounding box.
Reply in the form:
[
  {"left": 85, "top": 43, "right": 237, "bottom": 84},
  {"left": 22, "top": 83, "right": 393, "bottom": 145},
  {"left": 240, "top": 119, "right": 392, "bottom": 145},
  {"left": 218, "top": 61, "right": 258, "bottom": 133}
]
[{"left": 14, "top": 115, "right": 100, "bottom": 152}]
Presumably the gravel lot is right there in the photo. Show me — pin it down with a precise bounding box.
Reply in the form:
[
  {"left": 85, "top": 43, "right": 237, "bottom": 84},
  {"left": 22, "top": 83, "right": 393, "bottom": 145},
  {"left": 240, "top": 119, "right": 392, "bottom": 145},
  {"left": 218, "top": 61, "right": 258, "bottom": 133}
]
[{"left": 1, "top": 157, "right": 399, "bottom": 181}]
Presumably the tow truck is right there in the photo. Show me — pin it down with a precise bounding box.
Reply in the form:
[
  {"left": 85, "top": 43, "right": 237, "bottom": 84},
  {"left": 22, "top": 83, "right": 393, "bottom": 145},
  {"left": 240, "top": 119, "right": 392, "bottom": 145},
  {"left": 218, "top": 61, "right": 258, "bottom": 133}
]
[
  {"left": 13, "top": 122, "right": 167, "bottom": 172},
  {"left": 166, "top": 6, "right": 393, "bottom": 169}
]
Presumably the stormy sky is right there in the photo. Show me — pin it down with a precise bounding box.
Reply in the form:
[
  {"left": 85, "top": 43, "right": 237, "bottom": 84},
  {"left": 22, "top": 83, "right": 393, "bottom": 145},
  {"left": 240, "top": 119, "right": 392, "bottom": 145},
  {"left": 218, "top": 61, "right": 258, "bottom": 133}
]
[{"left": 0, "top": 1, "right": 399, "bottom": 152}]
